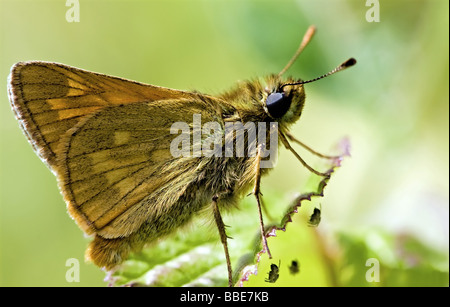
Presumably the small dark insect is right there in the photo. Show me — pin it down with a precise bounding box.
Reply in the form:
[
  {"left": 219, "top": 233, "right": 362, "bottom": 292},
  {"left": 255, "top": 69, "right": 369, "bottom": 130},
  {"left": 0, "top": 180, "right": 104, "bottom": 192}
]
[
  {"left": 308, "top": 205, "right": 322, "bottom": 227},
  {"left": 265, "top": 260, "right": 281, "bottom": 283},
  {"left": 289, "top": 260, "right": 300, "bottom": 275}
]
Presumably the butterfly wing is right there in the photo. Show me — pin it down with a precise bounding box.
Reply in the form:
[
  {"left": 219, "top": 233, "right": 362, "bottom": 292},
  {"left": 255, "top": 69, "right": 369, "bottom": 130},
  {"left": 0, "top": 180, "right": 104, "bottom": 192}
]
[
  {"left": 58, "top": 99, "right": 225, "bottom": 238},
  {"left": 8, "top": 61, "right": 200, "bottom": 170},
  {"left": 8, "top": 62, "right": 230, "bottom": 239}
]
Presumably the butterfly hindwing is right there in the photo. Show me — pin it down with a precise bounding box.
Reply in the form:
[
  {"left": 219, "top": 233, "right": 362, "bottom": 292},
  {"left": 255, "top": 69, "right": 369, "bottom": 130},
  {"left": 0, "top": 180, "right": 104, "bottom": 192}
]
[{"left": 58, "top": 98, "right": 225, "bottom": 238}]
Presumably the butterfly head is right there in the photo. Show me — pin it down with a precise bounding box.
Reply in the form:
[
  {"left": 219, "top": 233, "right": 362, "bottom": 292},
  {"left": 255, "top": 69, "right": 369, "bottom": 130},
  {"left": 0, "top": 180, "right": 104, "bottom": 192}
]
[
  {"left": 261, "top": 75, "right": 306, "bottom": 124},
  {"left": 261, "top": 57, "right": 356, "bottom": 124}
]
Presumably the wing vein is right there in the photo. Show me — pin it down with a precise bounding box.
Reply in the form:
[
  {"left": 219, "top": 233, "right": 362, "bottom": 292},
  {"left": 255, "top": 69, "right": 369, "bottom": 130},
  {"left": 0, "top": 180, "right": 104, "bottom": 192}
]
[{"left": 74, "top": 160, "right": 150, "bottom": 208}]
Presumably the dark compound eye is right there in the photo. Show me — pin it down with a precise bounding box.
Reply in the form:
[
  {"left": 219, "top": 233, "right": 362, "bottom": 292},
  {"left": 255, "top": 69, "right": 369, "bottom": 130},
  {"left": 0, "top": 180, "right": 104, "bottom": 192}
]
[{"left": 265, "top": 92, "right": 291, "bottom": 118}]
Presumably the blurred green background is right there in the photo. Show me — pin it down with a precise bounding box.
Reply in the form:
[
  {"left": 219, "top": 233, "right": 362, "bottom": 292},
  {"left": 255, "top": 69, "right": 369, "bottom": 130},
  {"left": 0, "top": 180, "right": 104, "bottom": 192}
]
[{"left": 0, "top": 0, "right": 448, "bottom": 286}]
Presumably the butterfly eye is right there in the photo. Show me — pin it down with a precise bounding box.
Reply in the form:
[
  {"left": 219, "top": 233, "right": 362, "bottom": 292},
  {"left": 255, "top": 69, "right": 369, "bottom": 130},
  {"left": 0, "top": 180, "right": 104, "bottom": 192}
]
[{"left": 265, "top": 92, "right": 291, "bottom": 118}]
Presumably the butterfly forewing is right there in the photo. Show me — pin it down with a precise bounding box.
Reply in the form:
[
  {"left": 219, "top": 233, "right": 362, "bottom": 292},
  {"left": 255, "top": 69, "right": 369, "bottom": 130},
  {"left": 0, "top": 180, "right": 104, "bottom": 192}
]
[{"left": 8, "top": 62, "right": 196, "bottom": 170}]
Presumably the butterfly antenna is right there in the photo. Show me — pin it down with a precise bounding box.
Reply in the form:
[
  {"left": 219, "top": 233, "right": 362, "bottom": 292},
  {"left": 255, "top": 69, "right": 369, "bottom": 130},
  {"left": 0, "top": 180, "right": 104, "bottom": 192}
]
[
  {"left": 280, "top": 58, "right": 356, "bottom": 89},
  {"left": 278, "top": 25, "right": 316, "bottom": 77}
]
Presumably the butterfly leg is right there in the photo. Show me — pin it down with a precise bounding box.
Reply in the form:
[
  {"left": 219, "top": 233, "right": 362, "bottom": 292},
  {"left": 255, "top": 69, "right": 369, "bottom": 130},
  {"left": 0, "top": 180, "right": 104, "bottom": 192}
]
[
  {"left": 284, "top": 130, "right": 341, "bottom": 159},
  {"left": 279, "top": 132, "right": 331, "bottom": 177},
  {"left": 212, "top": 195, "right": 233, "bottom": 287},
  {"left": 253, "top": 144, "right": 272, "bottom": 259},
  {"left": 260, "top": 196, "right": 275, "bottom": 222}
]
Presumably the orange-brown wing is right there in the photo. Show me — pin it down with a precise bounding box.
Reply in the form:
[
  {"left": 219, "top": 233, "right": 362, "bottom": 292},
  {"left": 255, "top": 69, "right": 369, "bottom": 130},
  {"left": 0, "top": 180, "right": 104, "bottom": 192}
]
[
  {"left": 8, "top": 61, "right": 231, "bottom": 239},
  {"left": 7, "top": 61, "right": 197, "bottom": 171},
  {"left": 57, "top": 99, "right": 224, "bottom": 238}
]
